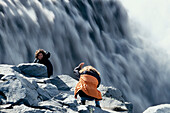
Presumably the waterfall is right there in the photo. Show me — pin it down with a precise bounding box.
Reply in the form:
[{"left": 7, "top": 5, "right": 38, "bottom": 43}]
[{"left": 0, "top": 0, "right": 170, "bottom": 112}]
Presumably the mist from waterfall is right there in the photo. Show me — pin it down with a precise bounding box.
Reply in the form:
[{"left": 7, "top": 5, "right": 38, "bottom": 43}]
[
  {"left": 0, "top": 0, "right": 170, "bottom": 112},
  {"left": 120, "top": 0, "right": 170, "bottom": 54}
]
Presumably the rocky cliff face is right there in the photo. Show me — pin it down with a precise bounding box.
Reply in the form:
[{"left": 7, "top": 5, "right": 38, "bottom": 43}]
[{"left": 0, "top": 63, "right": 132, "bottom": 113}]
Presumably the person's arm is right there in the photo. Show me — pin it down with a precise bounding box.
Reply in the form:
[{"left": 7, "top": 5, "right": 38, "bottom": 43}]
[
  {"left": 33, "top": 58, "right": 38, "bottom": 63},
  {"left": 73, "top": 62, "right": 84, "bottom": 78},
  {"left": 73, "top": 66, "right": 81, "bottom": 78}
]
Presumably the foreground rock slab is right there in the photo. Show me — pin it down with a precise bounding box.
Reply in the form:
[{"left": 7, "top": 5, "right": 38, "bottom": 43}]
[{"left": 0, "top": 104, "right": 53, "bottom": 113}]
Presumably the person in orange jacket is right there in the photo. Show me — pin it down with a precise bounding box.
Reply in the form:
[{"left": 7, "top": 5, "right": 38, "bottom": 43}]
[{"left": 74, "top": 62, "right": 102, "bottom": 108}]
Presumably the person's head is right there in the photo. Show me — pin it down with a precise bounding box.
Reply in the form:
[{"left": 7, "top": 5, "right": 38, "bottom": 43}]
[
  {"left": 79, "top": 66, "right": 100, "bottom": 76},
  {"left": 35, "top": 49, "right": 46, "bottom": 60}
]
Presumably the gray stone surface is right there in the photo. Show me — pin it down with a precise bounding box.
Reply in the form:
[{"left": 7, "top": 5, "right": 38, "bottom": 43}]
[
  {"left": 45, "top": 75, "right": 71, "bottom": 91},
  {"left": 99, "top": 85, "right": 125, "bottom": 102},
  {"left": 0, "top": 91, "right": 6, "bottom": 105},
  {"left": 0, "top": 63, "right": 132, "bottom": 113},
  {"left": 17, "top": 63, "right": 48, "bottom": 77},
  {"left": 78, "top": 105, "right": 119, "bottom": 113},
  {"left": 38, "top": 100, "right": 65, "bottom": 112},
  {"left": 0, "top": 64, "right": 21, "bottom": 78},
  {"left": 0, "top": 73, "right": 51, "bottom": 107},
  {"left": 37, "top": 83, "right": 59, "bottom": 97},
  {"left": 53, "top": 92, "right": 70, "bottom": 101},
  {"left": 84, "top": 96, "right": 128, "bottom": 112},
  {"left": 57, "top": 75, "right": 78, "bottom": 91},
  {"left": 0, "top": 73, "right": 39, "bottom": 106}
]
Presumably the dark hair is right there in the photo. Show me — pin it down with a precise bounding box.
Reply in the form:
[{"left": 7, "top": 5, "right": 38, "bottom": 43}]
[{"left": 35, "top": 49, "right": 46, "bottom": 59}]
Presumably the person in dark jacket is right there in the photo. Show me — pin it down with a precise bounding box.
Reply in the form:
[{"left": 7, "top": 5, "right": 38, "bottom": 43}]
[
  {"left": 33, "top": 49, "right": 53, "bottom": 78},
  {"left": 74, "top": 62, "right": 102, "bottom": 108}
]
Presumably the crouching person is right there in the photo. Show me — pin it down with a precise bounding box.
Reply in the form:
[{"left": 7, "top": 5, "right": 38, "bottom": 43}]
[{"left": 74, "top": 62, "right": 102, "bottom": 108}]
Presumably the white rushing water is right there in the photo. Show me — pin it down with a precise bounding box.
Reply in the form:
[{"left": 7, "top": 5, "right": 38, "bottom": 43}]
[
  {"left": 0, "top": 0, "right": 170, "bottom": 112},
  {"left": 120, "top": 0, "right": 170, "bottom": 54}
]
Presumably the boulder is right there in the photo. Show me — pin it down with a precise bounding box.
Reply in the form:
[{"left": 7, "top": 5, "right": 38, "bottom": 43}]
[
  {"left": 143, "top": 104, "right": 170, "bottom": 113},
  {"left": 17, "top": 63, "right": 48, "bottom": 77},
  {"left": 99, "top": 85, "right": 124, "bottom": 102},
  {"left": 0, "top": 73, "right": 51, "bottom": 107}
]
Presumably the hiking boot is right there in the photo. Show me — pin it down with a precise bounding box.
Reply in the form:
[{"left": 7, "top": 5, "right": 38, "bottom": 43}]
[
  {"left": 96, "top": 104, "right": 101, "bottom": 108},
  {"left": 80, "top": 100, "right": 85, "bottom": 105}
]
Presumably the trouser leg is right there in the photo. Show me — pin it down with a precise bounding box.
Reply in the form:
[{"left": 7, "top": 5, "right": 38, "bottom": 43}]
[
  {"left": 95, "top": 100, "right": 100, "bottom": 106},
  {"left": 80, "top": 97, "right": 86, "bottom": 105},
  {"left": 80, "top": 97, "right": 94, "bottom": 105},
  {"left": 95, "top": 100, "right": 101, "bottom": 108}
]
